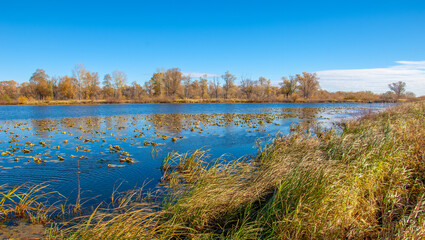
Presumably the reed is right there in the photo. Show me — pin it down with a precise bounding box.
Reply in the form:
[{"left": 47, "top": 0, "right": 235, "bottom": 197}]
[
  {"left": 160, "top": 148, "right": 208, "bottom": 184},
  {"left": 0, "top": 183, "right": 60, "bottom": 224}
]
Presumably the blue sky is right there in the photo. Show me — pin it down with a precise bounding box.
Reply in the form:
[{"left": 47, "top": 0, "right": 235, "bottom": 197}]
[{"left": 1, "top": 0, "right": 425, "bottom": 95}]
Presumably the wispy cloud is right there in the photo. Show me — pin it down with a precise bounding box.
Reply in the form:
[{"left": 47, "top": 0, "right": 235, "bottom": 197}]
[
  {"left": 182, "top": 72, "right": 221, "bottom": 78},
  {"left": 317, "top": 61, "right": 425, "bottom": 96}
]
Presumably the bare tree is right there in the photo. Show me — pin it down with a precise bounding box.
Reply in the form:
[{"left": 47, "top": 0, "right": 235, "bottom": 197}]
[
  {"left": 388, "top": 81, "right": 406, "bottom": 97},
  {"left": 210, "top": 77, "right": 220, "bottom": 99},
  {"left": 72, "top": 64, "right": 87, "bottom": 100}
]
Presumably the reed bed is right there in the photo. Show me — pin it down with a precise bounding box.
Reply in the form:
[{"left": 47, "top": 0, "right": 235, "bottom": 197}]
[{"left": 153, "top": 101, "right": 425, "bottom": 239}]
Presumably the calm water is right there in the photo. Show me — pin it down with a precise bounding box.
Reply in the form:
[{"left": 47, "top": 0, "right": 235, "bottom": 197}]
[{"left": 0, "top": 103, "right": 390, "bottom": 205}]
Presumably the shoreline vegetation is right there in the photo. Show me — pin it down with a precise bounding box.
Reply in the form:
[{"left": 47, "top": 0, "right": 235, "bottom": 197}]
[
  {"left": 0, "top": 96, "right": 421, "bottom": 106},
  {"left": 1, "top": 101, "right": 424, "bottom": 239},
  {"left": 1, "top": 67, "right": 421, "bottom": 106}
]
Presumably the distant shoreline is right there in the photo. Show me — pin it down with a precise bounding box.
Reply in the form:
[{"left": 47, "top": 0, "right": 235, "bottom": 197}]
[{"left": 0, "top": 98, "right": 416, "bottom": 106}]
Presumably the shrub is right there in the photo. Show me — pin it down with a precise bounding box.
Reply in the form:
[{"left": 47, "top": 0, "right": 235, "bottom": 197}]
[{"left": 18, "top": 96, "right": 28, "bottom": 104}]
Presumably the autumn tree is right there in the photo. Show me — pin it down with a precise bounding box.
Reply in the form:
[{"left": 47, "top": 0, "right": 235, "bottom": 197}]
[
  {"left": 222, "top": 71, "right": 236, "bottom": 99},
  {"left": 190, "top": 79, "right": 200, "bottom": 98},
  {"left": 122, "top": 83, "right": 144, "bottom": 100},
  {"left": 0, "top": 80, "right": 19, "bottom": 100},
  {"left": 163, "top": 68, "right": 182, "bottom": 97},
  {"left": 388, "top": 81, "right": 406, "bottom": 97},
  {"left": 50, "top": 76, "right": 60, "bottom": 99},
  {"left": 71, "top": 64, "right": 100, "bottom": 100},
  {"left": 240, "top": 77, "right": 255, "bottom": 99},
  {"left": 258, "top": 76, "right": 272, "bottom": 100},
  {"left": 20, "top": 82, "right": 36, "bottom": 99},
  {"left": 296, "top": 72, "right": 320, "bottom": 98},
  {"left": 255, "top": 76, "right": 266, "bottom": 98},
  {"left": 199, "top": 76, "right": 209, "bottom": 99},
  {"left": 281, "top": 75, "right": 297, "bottom": 98},
  {"left": 29, "top": 69, "right": 52, "bottom": 99},
  {"left": 102, "top": 74, "right": 114, "bottom": 98},
  {"left": 112, "top": 70, "right": 127, "bottom": 98},
  {"left": 130, "top": 81, "right": 145, "bottom": 100},
  {"left": 183, "top": 76, "right": 192, "bottom": 98},
  {"left": 58, "top": 76, "right": 77, "bottom": 99},
  {"left": 144, "top": 81, "right": 154, "bottom": 97},
  {"left": 83, "top": 71, "right": 100, "bottom": 99},
  {"left": 381, "top": 91, "right": 397, "bottom": 102},
  {"left": 148, "top": 72, "right": 165, "bottom": 97}
]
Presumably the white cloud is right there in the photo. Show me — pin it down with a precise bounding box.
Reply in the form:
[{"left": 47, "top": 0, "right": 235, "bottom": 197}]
[
  {"left": 182, "top": 72, "right": 221, "bottom": 78},
  {"left": 317, "top": 61, "right": 425, "bottom": 96}
]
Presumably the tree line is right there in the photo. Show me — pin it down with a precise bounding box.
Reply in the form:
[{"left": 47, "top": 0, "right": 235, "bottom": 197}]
[{"left": 0, "top": 65, "right": 416, "bottom": 104}]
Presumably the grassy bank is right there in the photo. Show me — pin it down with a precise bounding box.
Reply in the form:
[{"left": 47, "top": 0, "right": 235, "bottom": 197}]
[{"left": 2, "top": 101, "right": 425, "bottom": 239}]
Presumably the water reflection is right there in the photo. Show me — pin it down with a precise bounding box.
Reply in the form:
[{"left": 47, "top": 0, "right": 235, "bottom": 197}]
[{"left": 150, "top": 114, "right": 183, "bottom": 134}]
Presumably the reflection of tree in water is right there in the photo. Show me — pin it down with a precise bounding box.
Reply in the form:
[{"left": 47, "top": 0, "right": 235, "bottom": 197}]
[
  {"left": 221, "top": 113, "right": 236, "bottom": 139},
  {"left": 290, "top": 107, "right": 321, "bottom": 119},
  {"left": 59, "top": 117, "right": 102, "bottom": 136},
  {"left": 129, "top": 116, "right": 141, "bottom": 127},
  {"left": 115, "top": 116, "right": 128, "bottom": 131},
  {"left": 81, "top": 117, "right": 101, "bottom": 133},
  {"left": 60, "top": 118, "right": 78, "bottom": 130},
  {"left": 150, "top": 114, "right": 183, "bottom": 134},
  {"left": 104, "top": 117, "right": 113, "bottom": 132},
  {"left": 31, "top": 119, "right": 57, "bottom": 137},
  {"left": 283, "top": 107, "right": 322, "bottom": 134}
]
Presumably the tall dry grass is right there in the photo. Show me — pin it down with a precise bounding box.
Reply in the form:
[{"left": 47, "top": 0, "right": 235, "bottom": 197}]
[{"left": 0, "top": 183, "right": 60, "bottom": 224}]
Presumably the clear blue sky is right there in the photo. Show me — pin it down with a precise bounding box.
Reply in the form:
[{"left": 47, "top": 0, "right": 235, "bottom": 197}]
[{"left": 1, "top": 0, "right": 425, "bottom": 94}]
